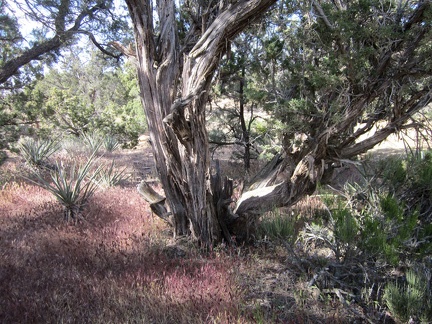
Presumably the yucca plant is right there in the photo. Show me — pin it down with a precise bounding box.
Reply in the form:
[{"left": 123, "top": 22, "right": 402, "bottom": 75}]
[
  {"left": 97, "top": 160, "right": 129, "bottom": 189},
  {"left": 29, "top": 152, "right": 103, "bottom": 221},
  {"left": 18, "top": 137, "right": 60, "bottom": 167},
  {"left": 103, "top": 135, "right": 120, "bottom": 152},
  {"left": 80, "top": 131, "right": 103, "bottom": 154}
]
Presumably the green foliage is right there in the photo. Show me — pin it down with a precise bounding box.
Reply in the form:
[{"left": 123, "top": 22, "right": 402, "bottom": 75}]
[
  {"left": 360, "top": 196, "right": 418, "bottom": 266},
  {"left": 103, "top": 135, "right": 120, "bottom": 153},
  {"left": 28, "top": 151, "right": 103, "bottom": 221},
  {"left": 384, "top": 268, "right": 432, "bottom": 323},
  {"left": 368, "top": 151, "right": 432, "bottom": 258},
  {"left": 0, "top": 150, "right": 6, "bottom": 165},
  {"left": 332, "top": 207, "right": 358, "bottom": 258},
  {"left": 227, "top": 0, "right": 432, "bottom": 165},
  {"left": 259, "top": 210, "right": 296, "bottom": 243},
  {"left": 301, "top": 183, "right": 419, "bottom": 265},
  {"left": 2, "top": 49, "right": 146, "bottom": 149},
  {"left": 301, "top": 202, "right": 359, "bottom": 262},
  {"left": 18, "top": 137, "right": 60, "bottom": 167},
  {"left": 97, "top": 161, "right": 129, "bottom": 189}
]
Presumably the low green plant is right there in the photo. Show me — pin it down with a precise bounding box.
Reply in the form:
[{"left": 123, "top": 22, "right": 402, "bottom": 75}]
[
  {"left": 80, "top": 131, "right": 103, "bottom": 153},
  {"left": 301, "top": 186, "right": 418, "bottom": 265},
  {"left": 259, "top": 210, "right": 296, "bottom": 242},
  {"left": 0, "top": 150, "right": 7, "bottom": 165},
  {"left": 103, "top": 135, "right": 120, "bottom": 152},
  {"left": 384, "top": 268, "right": 432, "bottom": 323},
  {"left": 97, "top": 161, "right": 129, "bottom": 188},
  {"left": 300, "top": 194, "right": 360, "bottom": 262},
  {"left": 29, "top": 152, "right": 103, "bottom": 220},
  {"left": 18, "top": 137, "right": 60, "bottom": 167}
]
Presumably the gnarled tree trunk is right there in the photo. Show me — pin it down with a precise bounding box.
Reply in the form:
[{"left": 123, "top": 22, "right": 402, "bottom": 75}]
[
  {"left": 124, "top": 0, "right": 276, "bottom": 246},
  {"left": 125, "top": 0, "right": 432, "bottom": 247}
]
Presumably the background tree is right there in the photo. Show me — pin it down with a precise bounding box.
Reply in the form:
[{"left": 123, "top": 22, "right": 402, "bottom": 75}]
[
  {"left": 1, "top": 46, "right": 145, "bottom": 149},
  {"left": 209, "top": 37, "right": 270, "bottom": 175},
  {"left": 233, "top": 0, "right": 432, "bottom": 216},
  {"left": 32, "top": 48, "right": 146, "bottom": 146},
  {"left": 0, "top": 0, "right": 129, "bottom": 87},
  {"left": 0, "top": 0, "right": 133, "bottom": 149}
]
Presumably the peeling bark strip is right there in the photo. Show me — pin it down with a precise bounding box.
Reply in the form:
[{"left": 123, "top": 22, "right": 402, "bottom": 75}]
[
  {"left": 124, "top": 0, "right": 276, "bottom": 246},
  {"left": 137, "top": 181, "right": 172, "bottom": 226}
]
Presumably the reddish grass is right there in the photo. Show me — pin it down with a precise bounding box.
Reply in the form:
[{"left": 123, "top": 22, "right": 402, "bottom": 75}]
[
  {"left": 0, "top": 182, "right": 246, "bottom": 323},
  {"left": 0, "top": 146, "right": 368, "bottom": 323}
]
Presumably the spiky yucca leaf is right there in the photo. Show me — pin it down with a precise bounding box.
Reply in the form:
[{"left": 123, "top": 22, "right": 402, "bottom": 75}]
[
  {"left": 103, "top": 135, "right": 120, "bottom": 152},
  {"left": 97, "top": 160, "right": 129, "bottom": 189},
  {"left": 29, "top": 151, "right": 102, "bottom": 220},
  {"left": 18, "top": 137, "right": 60, "bottom": 167},
  {"left": 80, "top": 131, "right": 103, "bottom": 153}
]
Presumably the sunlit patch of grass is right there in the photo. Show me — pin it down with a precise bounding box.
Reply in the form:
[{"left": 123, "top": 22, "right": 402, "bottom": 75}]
[{"left": 0, "top": 182, "right": 55, "bottom": 216}]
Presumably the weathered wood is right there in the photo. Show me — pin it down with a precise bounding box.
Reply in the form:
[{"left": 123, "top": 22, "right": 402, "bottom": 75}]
[
  {"left": 246, "top": 153, "right": 284, "bottom": 190},
  {"left": 211, "top": 160, "right": 236, "bottom": 244},
  {"left": 125, "top": 0, "right": 277, "bottom": 246},
  {"left": 137, "top": 181, "right": 173, "bottom": 226}
]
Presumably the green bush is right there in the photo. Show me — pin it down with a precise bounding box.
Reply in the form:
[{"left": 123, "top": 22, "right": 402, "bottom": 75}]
[
  {"left": 301, "top": 187, "right": 418, "bottom": 265},
  {"left": 259, "top": 210, "right": 296, "bottom": 242},
  {"left": 300, "top": 203, "right": 359, "bottom": 262},
  {"left": 384, "top": 268, "right": 432, "bottom": 323}
]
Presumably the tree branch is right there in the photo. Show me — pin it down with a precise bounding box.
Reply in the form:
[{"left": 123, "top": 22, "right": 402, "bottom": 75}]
[{"left": 0, "top": 1, "right": 111, "bottom": 85}]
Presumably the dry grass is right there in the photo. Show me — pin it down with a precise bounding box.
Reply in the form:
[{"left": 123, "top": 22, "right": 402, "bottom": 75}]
[
  {"left": 0, "top": 144, "right": 370, "bottom": 323},
  {"left": 0, "top": 181, "right": 246, "bottom": 323}
]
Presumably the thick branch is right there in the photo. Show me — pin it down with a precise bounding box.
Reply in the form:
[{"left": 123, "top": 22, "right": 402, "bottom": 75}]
[
  {"left": 76, "top": 31, "right": 123, "bottom": 60},
  {"left": 0, "top": 2, "right": 109, "bottom": 85}
]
